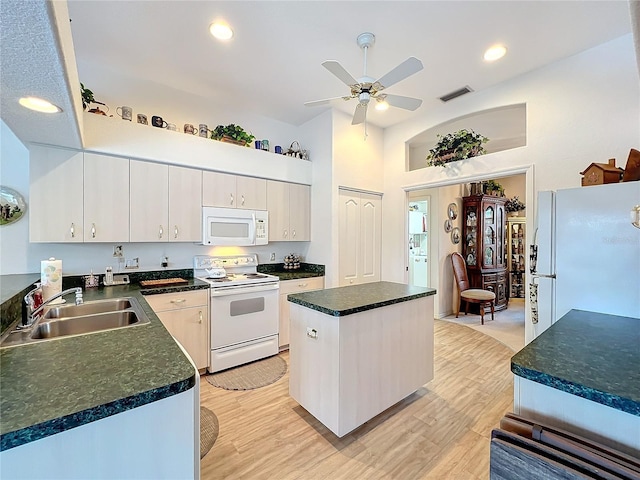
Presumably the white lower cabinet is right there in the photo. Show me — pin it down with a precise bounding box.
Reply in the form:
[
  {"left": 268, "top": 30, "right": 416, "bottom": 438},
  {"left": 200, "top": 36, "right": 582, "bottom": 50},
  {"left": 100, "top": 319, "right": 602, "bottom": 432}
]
[
  {"left": 145, "top": 290, "right": 209, "bottom": 370},
  {"left": 278, "top": 276, "right": 324, "bottom": 349}
]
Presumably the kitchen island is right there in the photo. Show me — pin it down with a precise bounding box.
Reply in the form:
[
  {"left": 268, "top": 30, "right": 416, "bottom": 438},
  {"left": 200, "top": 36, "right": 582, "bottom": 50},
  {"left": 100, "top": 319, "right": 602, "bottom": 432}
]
[
  {"left": 0, "top": 274, "right": 208, "bottom": 479},
  {"left": 511, "top": 309, "right": 640, "bottom": 457},
  {"left": 288, "top": 281, "right": 436, "bottom": 437}
]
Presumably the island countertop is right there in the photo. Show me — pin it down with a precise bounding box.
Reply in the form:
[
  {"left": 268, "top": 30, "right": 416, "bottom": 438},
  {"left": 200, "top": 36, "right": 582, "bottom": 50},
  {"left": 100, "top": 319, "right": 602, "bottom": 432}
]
[
  {"left": 0, "top": 276, "right": 209, "bottom": 451},
  {"left": 511, "top": 309, "right": 640, "bottom": 416},
  {"left": 287, "top": 281, "right": 436, "bottom": 317}
]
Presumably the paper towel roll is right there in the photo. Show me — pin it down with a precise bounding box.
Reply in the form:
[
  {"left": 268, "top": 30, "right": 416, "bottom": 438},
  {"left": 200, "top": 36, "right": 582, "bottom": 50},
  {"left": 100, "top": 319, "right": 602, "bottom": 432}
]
[{"left": 41, "top": 257, "right": 63, "bottom": 304}]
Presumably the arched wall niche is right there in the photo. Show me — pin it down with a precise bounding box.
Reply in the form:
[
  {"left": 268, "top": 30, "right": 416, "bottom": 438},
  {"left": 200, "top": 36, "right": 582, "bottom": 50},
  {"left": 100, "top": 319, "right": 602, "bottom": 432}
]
[{"left": 406, "top": 103, "right": 527, "bottom": 171}]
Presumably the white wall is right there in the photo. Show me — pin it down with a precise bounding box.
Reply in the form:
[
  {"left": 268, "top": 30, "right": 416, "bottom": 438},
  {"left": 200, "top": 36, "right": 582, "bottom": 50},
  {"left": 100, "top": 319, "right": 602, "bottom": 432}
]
[{"left": 382, "top": 33, "right": 640, "bottom": 308}]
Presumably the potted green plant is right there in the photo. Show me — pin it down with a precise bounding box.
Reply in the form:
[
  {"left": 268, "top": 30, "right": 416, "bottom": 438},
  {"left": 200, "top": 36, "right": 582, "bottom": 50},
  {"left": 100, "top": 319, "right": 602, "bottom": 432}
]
[
  {"left": 80, "top": 83, "right": 107, "bottom": 114},
  {"left": 505, "top": 196, "right": 526, "bottom": 216},
  {"left": 483, "top": 180, "right": 504, "bottom": 196},
  {"left": 210, "top": 124, "right": 255, "bottom": 147},
  {"left": 426, "top": 129, "right": 489, "bottom": 167}
]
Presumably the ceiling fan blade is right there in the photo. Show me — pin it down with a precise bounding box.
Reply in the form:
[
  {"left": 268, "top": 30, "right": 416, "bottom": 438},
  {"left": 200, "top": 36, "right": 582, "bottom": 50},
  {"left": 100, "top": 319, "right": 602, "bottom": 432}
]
[
  {"left": 375, "top": 57, "right": 423, "bottom": 90},
  {"left": 322, "top": 60, "right": 359, "bottom": 87},
  {"left": 352, "top": 103, "right": 368, "bottom": 125},
  {"left": 304, "top": 96, "right": 351, "bottom": 107},
  {"left": 383, "top": 94, "right": 422, "bottom": 111}
]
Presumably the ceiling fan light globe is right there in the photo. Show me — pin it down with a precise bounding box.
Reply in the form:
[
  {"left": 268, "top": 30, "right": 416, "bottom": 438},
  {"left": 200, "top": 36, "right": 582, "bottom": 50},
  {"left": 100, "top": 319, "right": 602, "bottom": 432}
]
[{"left": 375, "top": 100, "right": 389, "bottom": 111}]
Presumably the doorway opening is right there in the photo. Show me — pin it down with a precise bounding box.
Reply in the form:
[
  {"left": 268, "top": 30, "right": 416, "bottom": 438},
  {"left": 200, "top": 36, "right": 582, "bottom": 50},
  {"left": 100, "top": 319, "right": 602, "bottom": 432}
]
[{"left": 405, "top": 168, "right": 531, "bottom": 351}]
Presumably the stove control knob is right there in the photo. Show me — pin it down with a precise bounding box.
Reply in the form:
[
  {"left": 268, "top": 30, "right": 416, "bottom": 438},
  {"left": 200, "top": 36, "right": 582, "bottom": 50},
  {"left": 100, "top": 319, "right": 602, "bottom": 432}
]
[{"left": 234, "top": 260, "right": 239, "bottom": 264}]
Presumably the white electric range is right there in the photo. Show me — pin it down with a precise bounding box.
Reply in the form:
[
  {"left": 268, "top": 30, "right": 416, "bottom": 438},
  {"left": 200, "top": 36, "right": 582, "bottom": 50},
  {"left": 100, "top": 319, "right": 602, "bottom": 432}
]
[{"left": 194, "top": 254, "right": 280, "bottom": 373}]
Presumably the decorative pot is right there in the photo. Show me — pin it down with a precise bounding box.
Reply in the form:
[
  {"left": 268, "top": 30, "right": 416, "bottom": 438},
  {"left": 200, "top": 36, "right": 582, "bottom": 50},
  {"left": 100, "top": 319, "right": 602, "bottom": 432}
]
[
  {"left": 508, "top": 211, "right": 519, "bottom": 217},
  {"left": 220, "top": 135, "right": 247, "bottom": 147}
]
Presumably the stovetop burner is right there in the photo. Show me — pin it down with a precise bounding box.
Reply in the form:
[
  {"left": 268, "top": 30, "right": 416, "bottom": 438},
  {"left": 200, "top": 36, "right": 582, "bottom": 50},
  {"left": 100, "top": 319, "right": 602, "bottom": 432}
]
[{"left": 194, "top": 254, "right": 279, "bottom": 288}]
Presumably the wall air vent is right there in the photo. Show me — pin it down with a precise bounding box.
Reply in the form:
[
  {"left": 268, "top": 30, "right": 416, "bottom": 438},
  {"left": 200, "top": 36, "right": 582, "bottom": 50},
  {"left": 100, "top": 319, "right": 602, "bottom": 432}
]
[{"left": 439, "top": 86, "right": 474, "bottom": 103}]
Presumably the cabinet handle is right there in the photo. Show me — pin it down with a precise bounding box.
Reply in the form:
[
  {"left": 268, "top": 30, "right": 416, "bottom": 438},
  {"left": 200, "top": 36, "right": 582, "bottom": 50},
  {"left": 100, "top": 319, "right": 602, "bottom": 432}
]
[
  {"left": 283, "top": 229, "right": 288, "bottom": 239},
  {"left": 91, "top": 223, "right": 96, "bottom": 238},
  {"left": 199, "top": 310, "right": 203, "bottom": 324},
  {"left": 159, "top": 225, "right": 164, "bottom": 239},
  {"left": 70, "top": 223, "right": 75, "bottom": 238},
  {"left": 292, "top": 229, "right": 296, "bottom": 239},
  {"left": 298, "top": 283, "right": 308, "bottom": 288},
  {"left": 241, "top": 195, "right": 245, "bottom": 206},
  {"left": 170, "top": 299, "right": 186, "bottom": 304},
  {"left": 174, "top": 225, "right": 179, "bottom": 239},
  {"left": 230, "top": 193, "right": 234, "bottom": 206}
]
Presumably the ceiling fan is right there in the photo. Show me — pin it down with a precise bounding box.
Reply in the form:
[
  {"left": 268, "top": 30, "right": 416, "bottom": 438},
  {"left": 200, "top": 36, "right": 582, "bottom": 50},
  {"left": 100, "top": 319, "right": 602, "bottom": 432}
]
[{"left": 305, "top": 32, "right": 424, "bottom": 131}]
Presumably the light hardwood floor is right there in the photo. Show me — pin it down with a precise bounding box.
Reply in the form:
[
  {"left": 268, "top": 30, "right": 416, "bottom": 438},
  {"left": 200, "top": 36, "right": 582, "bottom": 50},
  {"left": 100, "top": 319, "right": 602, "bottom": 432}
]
[{"left": 200, "top": 319, "right": 514, "bottom": 479}]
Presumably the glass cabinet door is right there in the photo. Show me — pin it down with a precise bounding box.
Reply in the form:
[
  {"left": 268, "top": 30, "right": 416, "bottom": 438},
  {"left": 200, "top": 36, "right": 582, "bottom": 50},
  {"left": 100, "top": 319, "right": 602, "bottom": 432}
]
[
  {"left": 483, "top": 205, "right": 495, "bottom": 267},
  {"left": 464, "top": 205, "right": 478, "bottom": 266}
]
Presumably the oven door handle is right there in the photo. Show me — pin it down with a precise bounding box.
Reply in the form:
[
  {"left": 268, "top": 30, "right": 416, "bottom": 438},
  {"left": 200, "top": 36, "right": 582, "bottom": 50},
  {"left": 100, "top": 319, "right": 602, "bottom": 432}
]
[{"left": 210, "top": 282, "right": 279, "bottom": 297}]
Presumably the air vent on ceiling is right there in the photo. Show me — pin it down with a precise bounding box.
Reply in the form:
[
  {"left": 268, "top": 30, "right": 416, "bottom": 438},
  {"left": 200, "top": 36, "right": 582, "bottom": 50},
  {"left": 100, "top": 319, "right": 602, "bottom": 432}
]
[{"left": 439, "top": 86, "right": 474, "bottom": 103}]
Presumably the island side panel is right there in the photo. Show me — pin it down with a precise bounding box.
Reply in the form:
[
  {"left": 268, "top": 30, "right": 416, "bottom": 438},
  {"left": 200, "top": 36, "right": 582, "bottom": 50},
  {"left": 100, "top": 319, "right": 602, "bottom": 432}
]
[
  {"left": 289, "top": 303, "right": 341, "bottom": 434},
  {"left": 514, "top": 376, "right": 640, "bottom": 458},
  {"left": 339, "top": 296, "right": 434, "bottom": 437}
]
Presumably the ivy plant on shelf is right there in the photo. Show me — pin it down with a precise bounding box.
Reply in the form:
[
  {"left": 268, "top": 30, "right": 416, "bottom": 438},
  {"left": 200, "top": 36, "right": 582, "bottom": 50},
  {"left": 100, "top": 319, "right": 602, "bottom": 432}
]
[
  {"left": 426, "top": 129, "right": 489, "bottom": 167},
  {"left": 483, "top": 179, "right": 505, "bottom": 197},
  {"left": 210, "top": 124, "right": 255, "bottom": 147}
]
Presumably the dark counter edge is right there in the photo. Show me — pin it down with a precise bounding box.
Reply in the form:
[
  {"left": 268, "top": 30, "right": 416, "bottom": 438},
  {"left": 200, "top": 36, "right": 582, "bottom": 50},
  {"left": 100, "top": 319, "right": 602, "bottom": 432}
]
[
  {"left": 288, "top": 289, "right": 436, "bottom": 317},
  {"left": 0, "top": 269, "right": 208, "bottom": 452}
]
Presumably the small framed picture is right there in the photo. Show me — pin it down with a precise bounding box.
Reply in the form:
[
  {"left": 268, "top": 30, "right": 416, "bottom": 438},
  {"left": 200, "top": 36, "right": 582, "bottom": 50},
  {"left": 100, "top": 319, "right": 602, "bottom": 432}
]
[
  {"left": 444, "top": 219, "right": 452, "bottom": 233},
  {"left": 447, "top": 203, "right": 458, "bottom": 220},
  {"left": 0, "top": 186, "right": 27, "bottom": 226}
]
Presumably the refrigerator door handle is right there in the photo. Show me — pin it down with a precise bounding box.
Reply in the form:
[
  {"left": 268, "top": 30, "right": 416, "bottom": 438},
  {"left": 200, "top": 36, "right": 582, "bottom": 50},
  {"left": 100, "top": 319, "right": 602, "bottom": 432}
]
[
  {"left": 531, "top": 273, "right": 556, "bottom": 279},
  {"left": 529, "top": 282, "right": 539, "bottom": 324}
]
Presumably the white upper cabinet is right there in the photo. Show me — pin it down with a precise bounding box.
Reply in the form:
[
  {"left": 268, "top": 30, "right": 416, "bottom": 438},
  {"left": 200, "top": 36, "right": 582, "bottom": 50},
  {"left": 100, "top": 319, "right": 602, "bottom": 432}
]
[
  {"left": 202, "top": 171, "right": 266, "bottom": 210},
  {"left": 83, "top": 153, "right": 130, "bottom": 242},
  {"left": 168, "top": 166, "right": 202, "bottom": 242},
  {"left": 29, "top": 146, "right": 84, "bottom": 242},
  {"left": 130, "top": 161, "right": 169, "bottom": 242},
  {"left": 266, "top": 180, "right": 310, "bottom": 242}
]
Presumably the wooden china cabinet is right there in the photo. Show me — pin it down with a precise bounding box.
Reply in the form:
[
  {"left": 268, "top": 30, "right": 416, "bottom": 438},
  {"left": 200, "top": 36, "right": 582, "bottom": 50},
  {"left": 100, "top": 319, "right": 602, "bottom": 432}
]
[{"left": 462, "top": 194, "right": 508, "bottom": 311}]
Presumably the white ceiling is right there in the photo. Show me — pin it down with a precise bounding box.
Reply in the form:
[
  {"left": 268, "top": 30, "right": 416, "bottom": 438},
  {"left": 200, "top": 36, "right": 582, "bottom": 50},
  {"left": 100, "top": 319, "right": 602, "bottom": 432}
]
[{"left": 66, "top": 0, "right": 634, "bottom": 130}]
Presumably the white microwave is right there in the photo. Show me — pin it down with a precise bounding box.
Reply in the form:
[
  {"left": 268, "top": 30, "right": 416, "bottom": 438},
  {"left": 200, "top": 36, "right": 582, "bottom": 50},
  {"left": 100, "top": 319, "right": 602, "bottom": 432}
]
[{"left": 202, "top": 207, "right": 268, "bottom": 246}]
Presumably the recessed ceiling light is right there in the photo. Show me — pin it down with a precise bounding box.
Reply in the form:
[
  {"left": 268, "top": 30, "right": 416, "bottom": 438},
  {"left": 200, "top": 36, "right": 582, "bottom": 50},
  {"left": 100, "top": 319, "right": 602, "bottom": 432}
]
[
  {"left": 209, "top": 22, "right": 233, "bottom": 41},
  {"left": 484, "top": 45, "right": 507, "bottom": 62},
  {"left": 18, "top": 96, "right": 62, "bottom": 113}
]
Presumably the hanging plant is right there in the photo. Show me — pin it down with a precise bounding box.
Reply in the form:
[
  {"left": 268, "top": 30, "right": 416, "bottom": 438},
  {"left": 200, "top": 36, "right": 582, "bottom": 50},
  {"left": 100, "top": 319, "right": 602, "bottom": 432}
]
[{"left": 426, "top": 129, "right": 489, "bottom": 167}]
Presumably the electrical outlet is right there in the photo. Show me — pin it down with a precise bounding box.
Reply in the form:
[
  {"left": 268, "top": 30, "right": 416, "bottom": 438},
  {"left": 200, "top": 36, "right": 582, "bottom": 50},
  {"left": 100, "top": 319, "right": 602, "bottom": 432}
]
[
  {"left": 113, "top": 245, "right": 124, "bottom": 258},
  {"left": 270, "top": 252, "right": 276, "bottom": 261}
]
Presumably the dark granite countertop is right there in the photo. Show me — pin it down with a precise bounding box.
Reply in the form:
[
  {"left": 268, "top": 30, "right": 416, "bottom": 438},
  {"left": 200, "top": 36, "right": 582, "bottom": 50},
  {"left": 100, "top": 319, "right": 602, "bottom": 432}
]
[
  {"left": 0, "top": 273, "right": 209, "bottom": 451},
  {"left": 258, "top": 262, "right": 325, "bottom": 281},
  {"left": 1, "top": 274, "right": 40, "bottom": 304},
  {"left": 287, "top": 281, "right": 436, "bottom": 317},
  {"left": 511, "top": 309, "right": 640, "bottom": 417}
]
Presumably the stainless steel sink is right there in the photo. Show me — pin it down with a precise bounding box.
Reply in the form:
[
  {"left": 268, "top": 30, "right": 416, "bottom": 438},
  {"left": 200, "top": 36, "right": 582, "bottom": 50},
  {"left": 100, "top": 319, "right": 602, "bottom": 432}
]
[
  {"left": 0, "top": 297, "right": 150, "bottom": 347},
  {"left": 44, "top": 298, "right": 133, "bottom": 319},
  {"left": 32, "top": 311, "right": 141, "bottom": 339}
]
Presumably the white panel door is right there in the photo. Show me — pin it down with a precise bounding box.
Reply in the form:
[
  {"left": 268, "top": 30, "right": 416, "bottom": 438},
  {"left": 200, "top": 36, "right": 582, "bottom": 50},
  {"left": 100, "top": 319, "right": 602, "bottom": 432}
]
[
  {"left": 29, "top": 146, "right": 84, "bottom": 242},
  {"left": 130, "top": 160, "right": 169, "bottom": 242},
  {"left": 168, "top": 166, "right": 202, "bottom": 242},
  {"left": 360, "top": 193, "right": 381, "bottom": 283},
  {"left": 339, "top": 192, "right": 361, "bottom": 286},
  {"left": 83, "top": 153, "right": 129, "bottom": 242}
]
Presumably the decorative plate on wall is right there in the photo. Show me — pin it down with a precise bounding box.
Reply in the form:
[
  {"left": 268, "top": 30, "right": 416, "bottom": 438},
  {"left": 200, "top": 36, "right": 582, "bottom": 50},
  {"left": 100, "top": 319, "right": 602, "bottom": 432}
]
[
  {"left": 451, "top": 227, "right": 461, "bottom": 244},
  {"left": 444, "top": 219, "right": 452, "bottom": 233},
  {"left": 447, "top": 203, "right": 458, "bottom": 220},
  {"left": 0, "top": 186, "right": 27, "bottom": 226}
]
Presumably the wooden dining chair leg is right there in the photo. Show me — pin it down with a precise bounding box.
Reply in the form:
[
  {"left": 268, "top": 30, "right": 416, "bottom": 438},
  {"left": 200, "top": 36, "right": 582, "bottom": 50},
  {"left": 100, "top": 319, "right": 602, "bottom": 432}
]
[
  {"left": 490, "top": 301, "right": 495, "bottom": 321},
  {"left": 464, "top": 300, "right": 469, "bottom": 316},
  {"left": 480, "top": 303, "right": 485, "bottom": 325}
]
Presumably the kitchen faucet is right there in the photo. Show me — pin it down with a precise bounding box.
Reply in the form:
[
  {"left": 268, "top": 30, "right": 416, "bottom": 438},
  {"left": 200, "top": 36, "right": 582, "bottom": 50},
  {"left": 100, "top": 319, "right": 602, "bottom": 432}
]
[{"left": 21, "top": 287, "right": 83, "bottom": 329}]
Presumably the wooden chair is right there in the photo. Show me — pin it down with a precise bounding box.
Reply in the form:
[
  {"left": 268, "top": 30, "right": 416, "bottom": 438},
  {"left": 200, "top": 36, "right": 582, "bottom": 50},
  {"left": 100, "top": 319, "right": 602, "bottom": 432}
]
[{"left": 450, "top": 252, "right": 495, "bottom": 325}]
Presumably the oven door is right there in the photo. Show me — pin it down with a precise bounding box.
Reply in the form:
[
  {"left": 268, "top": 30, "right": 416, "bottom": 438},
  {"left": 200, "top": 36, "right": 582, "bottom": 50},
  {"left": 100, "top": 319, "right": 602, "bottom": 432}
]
[{"left": 210, "top": 282, "right": 279, "bottom": 348}]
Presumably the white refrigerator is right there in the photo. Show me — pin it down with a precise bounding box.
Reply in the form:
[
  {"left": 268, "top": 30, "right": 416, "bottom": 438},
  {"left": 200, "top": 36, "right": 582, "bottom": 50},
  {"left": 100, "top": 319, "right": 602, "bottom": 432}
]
[{"left": 528, "top": 182, "right": 640, "bottom": 343}]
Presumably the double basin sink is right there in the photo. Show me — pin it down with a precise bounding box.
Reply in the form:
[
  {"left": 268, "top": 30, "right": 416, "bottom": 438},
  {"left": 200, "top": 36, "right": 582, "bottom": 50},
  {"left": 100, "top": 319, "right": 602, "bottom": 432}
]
[{"left": 0, "top": 297, "right": 150, "bottom": 348}]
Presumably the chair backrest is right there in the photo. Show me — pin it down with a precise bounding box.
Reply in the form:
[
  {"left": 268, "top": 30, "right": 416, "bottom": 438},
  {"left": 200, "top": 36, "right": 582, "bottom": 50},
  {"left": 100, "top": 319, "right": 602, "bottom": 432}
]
[{"left": 451, "top": 252, "right": 471, "bottom": 293}]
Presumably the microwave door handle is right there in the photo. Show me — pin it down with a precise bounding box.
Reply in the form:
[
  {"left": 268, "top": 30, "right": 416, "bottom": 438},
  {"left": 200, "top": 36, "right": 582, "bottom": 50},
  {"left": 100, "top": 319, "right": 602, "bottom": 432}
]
[{"left": 251, "top": 212, "right": 257, "bottom": 244}]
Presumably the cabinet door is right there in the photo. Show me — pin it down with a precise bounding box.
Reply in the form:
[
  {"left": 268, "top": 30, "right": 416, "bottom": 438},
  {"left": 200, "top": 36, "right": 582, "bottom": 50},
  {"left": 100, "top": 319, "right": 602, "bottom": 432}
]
[
  {"left": 339, "top": 191, "right": 361, "bottom": 286},
  {"left": 266, "top": 180, "right": 289, "bottom": 241},
  {"left": 278, "top": 277, "right": 325, "bottom": 349},
  {"left": 168, "top": 166, "right": 202, "bottom": 242},
  {"left": 236, "top": 176, "right": 266, "bottom": 210},
  {"left": 289, "top": 183, "right": 310, "bottom": 241},
  {"left": 83, "top": 153, "right": 129, "bottom": 242},
  {"left": 29, "top": 146, "right": 83, "bottom": 242},
  {"left": 202, "top": 171, "right": 236, "bottom": 207},
  {"left": 156, "top": 306, "right": 209, "bottom": 370},
  {"left": 359, "top": 192, "right": 381, "bottom": 283},
  {"left": 130, "top": 161, "right": 169, "bottom": 242}
]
